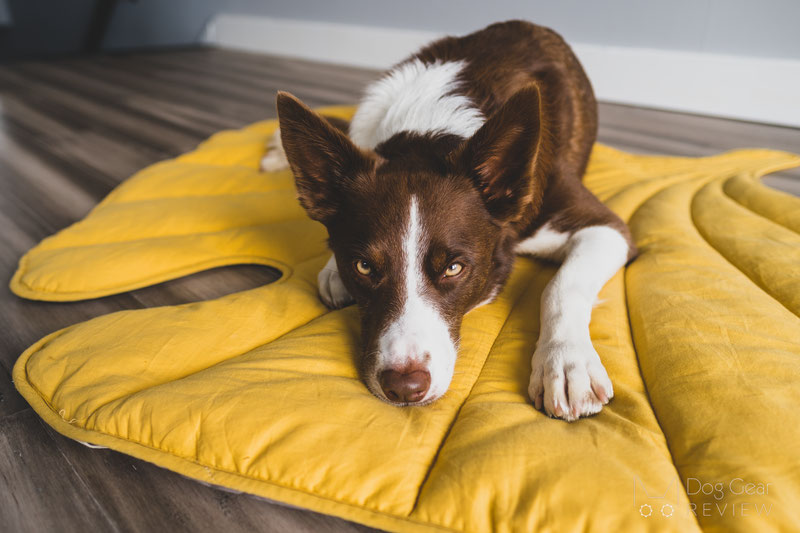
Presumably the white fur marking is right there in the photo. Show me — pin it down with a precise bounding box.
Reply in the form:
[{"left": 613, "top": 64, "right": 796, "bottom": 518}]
[
  {"left": 349, "top": 59, "right": 485, "bottom": 149},
  {"left": 528, "top": 226, "right": 629, "bottom": 421},
  {"left": 374, "top": 196, "right": 457, "bottom": 403},
  {"left": 260, "top": 128, "right": 289, "bottom": 172},
  {"left": 317, "top": 254, "right": 354, "bottom": 309},
  {"left": 515, "top": 223, "right": 570, "bottom": 261},
  {"left": 471, "top": 287, "right": 500, "bottom": 311}
]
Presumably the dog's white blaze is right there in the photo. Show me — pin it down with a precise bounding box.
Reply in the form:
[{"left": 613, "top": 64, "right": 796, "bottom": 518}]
[
  {"left": 377, "top": 196, "right": 456, "bottom": 402},
  {"left": 349, "top": 59, "right": 485, "bottom": 149}
]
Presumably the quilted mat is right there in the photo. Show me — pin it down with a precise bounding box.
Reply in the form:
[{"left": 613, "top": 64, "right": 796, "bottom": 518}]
[{"left": 11, "top": 106, "right": 800, "bottom": 532}]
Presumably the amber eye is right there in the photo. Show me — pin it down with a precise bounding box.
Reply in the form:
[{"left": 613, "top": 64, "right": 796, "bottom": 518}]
[
  {"left": 444, "top": 262, "right": 464, "bottom": 277},
  {"left": 355, "top": 259, "right": 372, "bottom": 276}
]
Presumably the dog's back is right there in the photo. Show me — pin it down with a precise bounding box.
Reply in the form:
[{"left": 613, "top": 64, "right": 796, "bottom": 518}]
[
  {"left": 349, "top": 20, "right": 601, "bottom": 238},
  {"left": 411, "top": 20, "right": 597, "bottom": 169}
]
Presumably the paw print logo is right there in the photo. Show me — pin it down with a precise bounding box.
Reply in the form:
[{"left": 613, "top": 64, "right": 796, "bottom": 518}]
[{"left": 634, "top": 477, "right": 680, "bottom": 520}]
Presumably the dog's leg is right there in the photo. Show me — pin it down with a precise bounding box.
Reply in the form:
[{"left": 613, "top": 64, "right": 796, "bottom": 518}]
[
  {"left": 259, "top": 129, "right": 290, "bottom": 172},
  {"left": 261, "top": 115, "right": 352, "bottom": 173},
  {"left": 317, "top": 254, "right": 355, "bottom": 309},
  {"left": 524, "top": 224, "right": 629, "bottom": 421},
  {"left": 517, "top": 176, "right": 636, "bottom": 421}
]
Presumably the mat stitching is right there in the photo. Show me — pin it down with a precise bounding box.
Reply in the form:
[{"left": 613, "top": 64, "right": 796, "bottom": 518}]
[
  {"left": 20, "top": 217, "right": 315, "bottom": 256},
  {"left": 690, "top": 177, "right": 800, "bottom": 319},
  {"left": 22, "top": 366, "right": 458, "bottom": 532},
  {"left": 14, "top": 254, "right": 295, "bottom": 296},
  {"left": 621, "top": 183, "right": 707, "bottom": 532},
  {"left": 20, "top": 358, "right": 456, "bottom": 531},
  {"left": 721, "top": 174, "right": 800, "bottom": 235},
  {"left": 627, "top": 170, "right": 793, "bottom": 530},
  {"left": 409, "top": 270, "right": 541, "bottom": 519},
  {"left": 99, "top": 186, "right": 297, "bottom": 207}
]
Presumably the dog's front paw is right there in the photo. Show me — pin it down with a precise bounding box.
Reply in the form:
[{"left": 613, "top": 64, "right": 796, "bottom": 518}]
[
  {"left": 317, "top": 256, "right": 354, "bottom": 309},
  {"left": 528, "top": 339, "right": 613, "bottom": 422},
  {"left": 259, "top": 129, "right": 290, "bottom": 172}
]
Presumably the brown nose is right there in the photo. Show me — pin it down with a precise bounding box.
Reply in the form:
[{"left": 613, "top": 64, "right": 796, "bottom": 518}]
[{"left": 380, "top": 368, "right": 431, "bottom": 403}]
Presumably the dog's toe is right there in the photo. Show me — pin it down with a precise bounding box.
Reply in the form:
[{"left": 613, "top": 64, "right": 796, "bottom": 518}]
[
  {"left": 260, "top": 129, "right": 290, "bottom": 172},
  {"left": 529, "top": 339, "right": 613, "bottom": 422},
  {"left": 317, "top": 257, "right": 354, "bottom": 309},
  {"left": 259, "top": 150, "right": 289, "bottom": 172}
]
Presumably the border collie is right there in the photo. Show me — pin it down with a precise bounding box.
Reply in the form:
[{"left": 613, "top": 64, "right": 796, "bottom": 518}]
[{"left": 262, "top": 20, "right": 636, "bottom": 421}]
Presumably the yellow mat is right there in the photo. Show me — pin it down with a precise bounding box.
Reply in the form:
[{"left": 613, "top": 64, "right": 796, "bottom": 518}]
[{"left": 11, "top": 107, "right": 800, "bottom": 532}]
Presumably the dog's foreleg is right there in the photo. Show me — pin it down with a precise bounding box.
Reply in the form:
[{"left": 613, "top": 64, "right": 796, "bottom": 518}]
[
  {"left": 260, "top": 128, "right": 290, "bottom": 172},
  {"left": 317, "top": 255, "right": 355, "bottom": 309},
  {"left": 262, "top": 114, "right": 352, "bottom": 173},
  {"left": 525, "top": 225, "right": 630, "bottom": 421}
]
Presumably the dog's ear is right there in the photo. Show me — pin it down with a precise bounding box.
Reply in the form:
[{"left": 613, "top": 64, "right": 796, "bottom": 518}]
[
  {"left": 276, "top": 92, "right": 371, "bottom": 223},
  {"left": 457, "top": 85, "right": 547, "bottom": 223}
]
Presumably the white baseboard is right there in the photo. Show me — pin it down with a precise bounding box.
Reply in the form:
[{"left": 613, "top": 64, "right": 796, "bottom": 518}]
[
  {"left": 203, "top": 15, "right": 439, "bottom": 70},
  {"left": 204, "top": 14, "right": 800, "bottom": 128}
]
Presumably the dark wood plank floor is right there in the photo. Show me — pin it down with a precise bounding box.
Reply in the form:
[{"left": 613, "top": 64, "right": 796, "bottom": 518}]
[{"left": 1, "top": 47, "right": 798, "bottom": 533}]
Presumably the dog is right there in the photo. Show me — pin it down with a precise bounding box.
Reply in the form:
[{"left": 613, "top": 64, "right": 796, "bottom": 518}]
[{"left": 262, "top": 20, "right": 636, "bottom": 421}]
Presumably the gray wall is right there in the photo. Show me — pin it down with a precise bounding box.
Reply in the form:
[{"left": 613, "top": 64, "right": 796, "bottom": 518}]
[
  {"left": 102, "top": 0, "right": 800, "bottom": 60},
  {"left": 3, "top": 1, "right": 796, "bottom": 61},
  {"left": 0, "top": 1, "right": 11, "bottom": 26},
  {"left": 102, "top": 0, "right": 218, "bottom": 49},
  {"left": 0, "top": 0, "right": 96, "bottom": 60}
]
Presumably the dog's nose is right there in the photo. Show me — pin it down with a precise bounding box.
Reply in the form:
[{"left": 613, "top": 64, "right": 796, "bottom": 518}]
[{"left": 380, "top": 367, "right": 431, "bottom": 403}]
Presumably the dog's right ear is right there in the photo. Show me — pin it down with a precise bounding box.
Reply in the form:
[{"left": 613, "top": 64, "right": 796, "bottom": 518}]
[
  {"left": 276, "top": 92, "right": 370, "bottom": 223},
  {"left": 456, "top": 85, "right": 547, "bottom": 224}
]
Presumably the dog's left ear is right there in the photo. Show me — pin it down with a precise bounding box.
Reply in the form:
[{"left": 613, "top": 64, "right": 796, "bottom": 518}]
[
  {"left": 276, "top": 91, "right": 372, "bottom": 223},
  {"left": 456, "top": 85, "right": 547, "bottom": 223}
]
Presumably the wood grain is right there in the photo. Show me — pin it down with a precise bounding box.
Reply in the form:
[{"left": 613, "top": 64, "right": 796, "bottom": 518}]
[
  {"left": 0, "top": 411, "right": 119, "bottom": 533},
  {"left": 1, "top": 47, "right": 797, "bottom": 532}
]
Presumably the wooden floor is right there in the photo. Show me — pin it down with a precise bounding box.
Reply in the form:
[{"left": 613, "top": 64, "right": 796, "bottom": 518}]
[{"left": 0, "top": 48, "right": 797, "bottom": 533}]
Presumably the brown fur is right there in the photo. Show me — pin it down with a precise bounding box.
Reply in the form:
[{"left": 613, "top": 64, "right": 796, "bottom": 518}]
[
  {"left": 412, "top": 20, "right": 636, "bottom": 258},
  {"left": 276, "top": 20, "right": 637, "bottom": 402}
]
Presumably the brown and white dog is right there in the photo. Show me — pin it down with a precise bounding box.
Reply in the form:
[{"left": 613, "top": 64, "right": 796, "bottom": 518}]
[{"left": 262, "top": 20, "right": 636, "bottom": 421}]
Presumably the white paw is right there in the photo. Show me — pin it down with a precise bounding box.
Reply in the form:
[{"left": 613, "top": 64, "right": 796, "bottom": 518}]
[
  {"left": 260, "top": 151, "right": 289, "bottom": 172},
  {"left": 528, "top": 338, "right": 613, "bottom": 422},
  {"left": 317, "top": 255, "right": 354, "bottom": 309},
  {"left": 259, "top": 129, "right": 289, "bottom": 172}
]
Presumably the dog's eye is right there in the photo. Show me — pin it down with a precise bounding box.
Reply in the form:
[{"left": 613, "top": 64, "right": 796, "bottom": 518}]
[
  {"left": 355, "top": 259, "right": 372, "bottom": 276},
  {"left": 444, "top": 262, "right": 464, "bottom": 277}
]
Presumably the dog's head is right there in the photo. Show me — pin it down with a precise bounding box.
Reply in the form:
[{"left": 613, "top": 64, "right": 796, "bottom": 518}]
[{"left": 276, "top": 89, "right": 545, "bottom": 405}]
